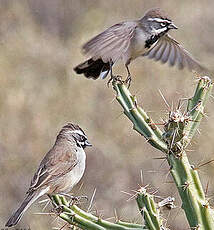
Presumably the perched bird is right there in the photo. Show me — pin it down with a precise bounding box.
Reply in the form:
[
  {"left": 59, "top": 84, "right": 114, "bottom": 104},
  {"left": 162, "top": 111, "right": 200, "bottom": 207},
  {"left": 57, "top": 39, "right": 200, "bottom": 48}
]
[
  {"left": 5, "top": 123, "right": 92, "bottom": 227},
  {"left": 74, "top": 8, "right": 206, "bottom": 83}
]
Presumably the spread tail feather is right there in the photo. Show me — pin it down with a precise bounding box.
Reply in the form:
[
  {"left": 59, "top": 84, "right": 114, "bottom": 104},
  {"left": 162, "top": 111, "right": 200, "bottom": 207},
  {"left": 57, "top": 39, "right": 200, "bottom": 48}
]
[{"left": 74, "top": 58, "right": 111, "bottom": 79}]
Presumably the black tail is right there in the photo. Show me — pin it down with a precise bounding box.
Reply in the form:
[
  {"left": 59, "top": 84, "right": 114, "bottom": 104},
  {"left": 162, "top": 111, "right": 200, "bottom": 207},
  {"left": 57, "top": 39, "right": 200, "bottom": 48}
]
[{"left": 74, "top": 58, "right": 110, "bottom": 80}]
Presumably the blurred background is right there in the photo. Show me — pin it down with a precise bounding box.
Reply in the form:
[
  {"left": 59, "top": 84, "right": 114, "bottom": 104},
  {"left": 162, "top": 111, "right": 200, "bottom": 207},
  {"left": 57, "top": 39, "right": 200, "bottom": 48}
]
[{"left": 1, "top": 0, "right": 214, "bottom": 229}]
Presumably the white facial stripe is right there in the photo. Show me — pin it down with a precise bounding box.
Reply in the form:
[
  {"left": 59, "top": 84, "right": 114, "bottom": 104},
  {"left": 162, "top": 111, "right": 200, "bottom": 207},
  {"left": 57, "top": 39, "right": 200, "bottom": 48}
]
[
  {"left": 152, "top": 27, "right": 168, "bottom": 34},
  {"left": 148, "top": 18, "right": 171, "bottom": 24},
  {"left": 67, "top": 130, "right": 87, "bottom": 139}
]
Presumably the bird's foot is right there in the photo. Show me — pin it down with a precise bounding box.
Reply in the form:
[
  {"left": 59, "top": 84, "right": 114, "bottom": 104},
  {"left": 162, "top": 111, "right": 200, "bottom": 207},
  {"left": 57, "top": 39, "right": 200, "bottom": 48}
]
[
  {"left": 124, "top": 75, "right": 132, "bottom": 88},
  {"left": 107, "top": 75, "right": 115, "bottom": 87},
  {"left": 113, "top": 75, "right": 123, "bottom": 84},
  {"left": 68, "top": 195, "right": 88, "bottom": 207},
  {"left": 107, "top": 75, "right": 123, "bottom": 87},
  {"left": 51, "top": 204, "right": 64, "bottom": 215},
  {"left": 57, "top": 193, "right": 88, "bottom": 206}
]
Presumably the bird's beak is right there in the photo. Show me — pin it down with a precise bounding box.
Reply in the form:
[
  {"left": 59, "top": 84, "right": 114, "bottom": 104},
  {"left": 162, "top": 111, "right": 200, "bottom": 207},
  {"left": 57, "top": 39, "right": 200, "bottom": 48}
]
[
  {"left": 168, "top": 22, "right": 178, "bottom": 30},
  {"left": 85, "top": 140, "right": 92, "bottom": 147}
]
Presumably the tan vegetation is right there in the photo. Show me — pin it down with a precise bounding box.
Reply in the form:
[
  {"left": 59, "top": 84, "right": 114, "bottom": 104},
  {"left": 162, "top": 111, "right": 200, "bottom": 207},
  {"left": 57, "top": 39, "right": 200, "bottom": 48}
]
[{"left": 1, "top": 0, "right": 214, "bottom": 229}]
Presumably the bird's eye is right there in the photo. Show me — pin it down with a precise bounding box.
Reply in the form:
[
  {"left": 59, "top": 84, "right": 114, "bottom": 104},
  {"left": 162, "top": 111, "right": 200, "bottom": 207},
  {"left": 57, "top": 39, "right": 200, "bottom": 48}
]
[
  {"left": 72, "top": 133, "right": 86, "bottom": 142},
  {"left": 80, "top": 136, "right": 86, "bottom": 142},
  {"left": 160, "top": 22, "right": 167, "bottom": 27}
]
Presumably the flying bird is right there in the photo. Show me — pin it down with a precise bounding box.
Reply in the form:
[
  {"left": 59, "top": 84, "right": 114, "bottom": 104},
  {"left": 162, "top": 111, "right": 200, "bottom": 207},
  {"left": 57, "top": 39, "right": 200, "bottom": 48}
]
[{"left": 74, "top": 8, "right": 206, "bottom": 84}]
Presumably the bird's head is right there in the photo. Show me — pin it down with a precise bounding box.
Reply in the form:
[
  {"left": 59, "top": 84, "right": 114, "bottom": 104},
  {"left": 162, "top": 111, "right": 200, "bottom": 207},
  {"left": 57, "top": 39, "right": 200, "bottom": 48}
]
[
  {"left": 141, "top": 8, "right": 178, "bottom": 36},
  {"left": 58, "top": 123, "right": 92, "bottom": 149}
]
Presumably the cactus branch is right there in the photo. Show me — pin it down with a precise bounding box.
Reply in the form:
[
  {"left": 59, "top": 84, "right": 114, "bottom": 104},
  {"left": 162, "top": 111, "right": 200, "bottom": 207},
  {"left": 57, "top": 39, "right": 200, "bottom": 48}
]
[
  {"left": 136, "top": 187, "right": 165, "bottom": 230},
  {"left": 113, "top": 81, "right": 168, "bottom": 153},
  {"left": 51, "top": 195, "right": 147, "bottom": 230},
  {"left": 184, "top": 76, "right": 213, "bottom": 147},
  {"left": 112, "top": 76, "right": 214, "bottom": 230}
]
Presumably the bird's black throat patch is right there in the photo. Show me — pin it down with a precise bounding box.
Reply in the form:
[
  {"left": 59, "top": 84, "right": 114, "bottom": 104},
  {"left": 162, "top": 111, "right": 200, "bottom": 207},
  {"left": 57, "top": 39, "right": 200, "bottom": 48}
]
[
  {"left": 145, "top": 34, "right": 160, "bottom": 49},
  {"left": 145, "top": 29, "right": 169, "bottom": 49}
]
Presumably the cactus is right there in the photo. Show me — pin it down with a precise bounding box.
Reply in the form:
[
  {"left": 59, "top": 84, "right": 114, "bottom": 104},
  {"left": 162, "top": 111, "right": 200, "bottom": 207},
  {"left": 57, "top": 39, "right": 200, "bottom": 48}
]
[
  {"left": 136, "top": 187, "right": 166, "bottom": 230},
  {"left": 112, "top": 76, "right": 214, "bottom": 230},
  {"left": 52, "top": 189, "right": 167, "bottom": 230},
  {"left": 49, "top": 76, "right": 213, "bottom": 230},
  {"left": 51, "top": 194, "right": 147, "bottom": 230}
]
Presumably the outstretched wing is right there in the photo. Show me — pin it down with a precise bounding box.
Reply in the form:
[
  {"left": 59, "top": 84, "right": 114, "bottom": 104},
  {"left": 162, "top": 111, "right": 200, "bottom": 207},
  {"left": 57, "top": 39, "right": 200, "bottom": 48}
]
[
  {"left": 28, "top": 148, "right": 78, "bottom": 192},
  {"left": 143, "top": 34, "right": 207, "bottom": 74},
  {"left": 83, "top": 21, "right": 137, "bottom": 63}
]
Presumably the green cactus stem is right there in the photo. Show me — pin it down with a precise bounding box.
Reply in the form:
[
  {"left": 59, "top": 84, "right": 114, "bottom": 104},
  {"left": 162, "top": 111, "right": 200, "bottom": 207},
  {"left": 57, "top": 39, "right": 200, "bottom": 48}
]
[
  {"left": 113, "top": 80, "right": 168, "bottom": 153},
  {"left": 112, "top": 76, "right": 214, "bottom": 230},
  {"left": 184, "top": 76, "right": 213, "bottom": 147},
  {"left": 51, "top": 194, "right": 146, "bottom": 230},
  {"left": 136, "top": 187, "right": 165, "bottom": 230}
]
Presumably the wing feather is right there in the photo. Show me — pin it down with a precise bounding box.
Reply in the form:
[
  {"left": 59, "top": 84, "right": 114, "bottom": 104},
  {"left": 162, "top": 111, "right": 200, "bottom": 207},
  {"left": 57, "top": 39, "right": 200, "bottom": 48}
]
[
  {"left": 28, "top": 149, "right": 78, "bottom": 192},
  {"left": 155, "top": 41, "right": 167, "bottom": 60},
  {"left": 144, "top": 34, "right": 207, "bottom": 74},
  {"left": 161, "top": 41, "right": 171, "bottom": 63},
  {"left": 174, "top": 45, "right": 183, "bottom": 69},
  {"left": 147, "top": 42, "right": 160, "bottom": 59},
  {"left": 83, "top": 22, "right": 137, "bottom": 63},
  {"left": 169, "top": 42, "right": 176, "bottom": 66}
]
